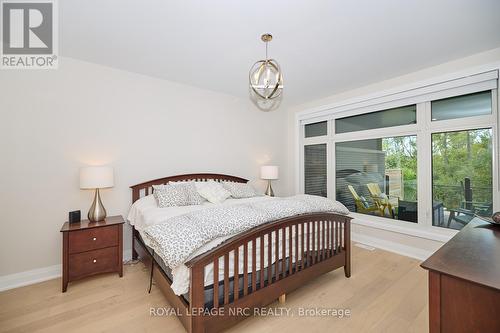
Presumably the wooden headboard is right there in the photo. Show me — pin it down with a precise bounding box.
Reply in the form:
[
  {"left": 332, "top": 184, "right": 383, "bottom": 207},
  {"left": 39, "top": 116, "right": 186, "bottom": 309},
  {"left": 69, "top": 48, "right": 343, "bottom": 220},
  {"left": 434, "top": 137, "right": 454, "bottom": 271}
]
[{"left": 130, "top": 173, "right": 248, "bottom": 203}]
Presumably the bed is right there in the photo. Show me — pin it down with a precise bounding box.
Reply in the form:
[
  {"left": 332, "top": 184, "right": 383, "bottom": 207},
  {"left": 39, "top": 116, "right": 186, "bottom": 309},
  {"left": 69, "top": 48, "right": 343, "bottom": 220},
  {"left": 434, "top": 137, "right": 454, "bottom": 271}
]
[{"left": 129, "top": 173, "right": 352, "bottom": 333}]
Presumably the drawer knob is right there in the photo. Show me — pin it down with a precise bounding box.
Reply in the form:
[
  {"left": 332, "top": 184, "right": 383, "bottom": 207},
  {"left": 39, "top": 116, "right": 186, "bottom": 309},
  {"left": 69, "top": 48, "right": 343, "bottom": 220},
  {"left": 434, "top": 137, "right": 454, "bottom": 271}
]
[
  {"left": 92, "top": 237, "right": 97, "bottom": 241},
  {"left": 93, "top": 259, "right": 97, "bottom": 263}
]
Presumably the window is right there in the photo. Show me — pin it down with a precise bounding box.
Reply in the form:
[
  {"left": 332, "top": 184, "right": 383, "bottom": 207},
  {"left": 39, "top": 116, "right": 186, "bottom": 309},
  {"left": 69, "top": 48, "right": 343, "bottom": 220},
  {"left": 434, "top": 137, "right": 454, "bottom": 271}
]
[
  {"left": 336, "top": 136, "right": 417, "bottom": 223},
  {"left": 299, "top": 70, "right": 498, "bottom": 237},
  {"left": 304, "top": 121, "right": 327, "bottom": 137},
  {"left": 431, "top": 91, "right": 492, "bottom": 121},
  {"left": 432, "top": 128, "right": 493, "bottom": 230},
  {"left": 335, "top": 105, "right": 416, "bottom": 134},
  {"left": 304, "top": 144, "right": 327, "bottom": 197}
]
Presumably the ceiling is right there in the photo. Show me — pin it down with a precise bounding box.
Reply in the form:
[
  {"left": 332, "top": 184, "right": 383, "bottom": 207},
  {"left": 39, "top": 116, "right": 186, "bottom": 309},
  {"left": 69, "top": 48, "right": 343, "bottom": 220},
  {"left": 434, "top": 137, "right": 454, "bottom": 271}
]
[{"left": 60, "top": 0, "right": 500, "bottom": 107}]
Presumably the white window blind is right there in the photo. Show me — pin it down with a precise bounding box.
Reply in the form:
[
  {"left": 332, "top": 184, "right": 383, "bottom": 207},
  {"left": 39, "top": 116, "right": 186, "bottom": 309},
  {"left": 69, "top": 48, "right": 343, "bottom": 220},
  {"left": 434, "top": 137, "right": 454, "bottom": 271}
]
[{"left": 304, "top": 144, "right": 327, "bottom": 197}]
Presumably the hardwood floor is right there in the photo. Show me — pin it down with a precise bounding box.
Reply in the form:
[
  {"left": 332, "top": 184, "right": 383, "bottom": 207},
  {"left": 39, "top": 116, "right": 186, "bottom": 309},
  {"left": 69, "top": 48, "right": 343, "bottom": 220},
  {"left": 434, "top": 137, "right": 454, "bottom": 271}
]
[{"left": 0, "top": 246, "right": 428, "bottom": 333}]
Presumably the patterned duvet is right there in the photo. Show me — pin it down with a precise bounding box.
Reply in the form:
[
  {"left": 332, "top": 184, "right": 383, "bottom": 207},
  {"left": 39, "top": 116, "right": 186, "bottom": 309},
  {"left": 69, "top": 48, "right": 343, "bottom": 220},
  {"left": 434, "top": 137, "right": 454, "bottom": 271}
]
[{"left": 142, "top": 194, "right": 348, "bottom": 294}]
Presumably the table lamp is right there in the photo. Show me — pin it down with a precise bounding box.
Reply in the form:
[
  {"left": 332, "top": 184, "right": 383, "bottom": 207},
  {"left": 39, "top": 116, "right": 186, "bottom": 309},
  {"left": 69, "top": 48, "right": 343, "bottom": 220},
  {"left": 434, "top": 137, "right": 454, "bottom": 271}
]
[
  {"left": 261, "top": 165, "right": 278, "bottom": 197},
  {"left": 80, "top": 166, "right": 114, "bottom": 222}
]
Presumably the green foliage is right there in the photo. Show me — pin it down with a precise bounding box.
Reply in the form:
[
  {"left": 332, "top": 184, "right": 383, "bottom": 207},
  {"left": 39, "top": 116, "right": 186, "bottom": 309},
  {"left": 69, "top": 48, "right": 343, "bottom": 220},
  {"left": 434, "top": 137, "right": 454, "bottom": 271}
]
[
  {"left": 432, "top": 129, "right": 493, "bottom": 210},
  {"left": 383, "top": 136, "right": 417, "bottom": 201},
  {"left": 381, "top": 129, "right": 493, "bottom": 209}
]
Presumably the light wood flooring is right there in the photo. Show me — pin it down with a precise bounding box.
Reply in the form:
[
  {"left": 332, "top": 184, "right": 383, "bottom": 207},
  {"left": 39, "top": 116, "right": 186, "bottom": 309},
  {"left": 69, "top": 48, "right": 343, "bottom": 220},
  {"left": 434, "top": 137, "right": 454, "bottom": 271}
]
[{"left": 0, "top": 245, "right": 428, "bottom": 333}]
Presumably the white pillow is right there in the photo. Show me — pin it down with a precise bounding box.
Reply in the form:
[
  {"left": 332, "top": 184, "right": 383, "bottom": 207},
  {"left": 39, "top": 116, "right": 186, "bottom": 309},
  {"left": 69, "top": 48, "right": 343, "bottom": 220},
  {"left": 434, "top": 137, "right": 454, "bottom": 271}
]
[
  {"left": 221, "top": 181, "right": 259, "bottom": 198},
  {"left": 195, "top": 181, "right": 231, "bottom": 204},
  {"left": 127, "top": 194, "right": 157, "bottom": 230},
  {"left": 168, "top": 181, "right": 206, "bottom": 205},
  {"left": 153, "top": 184, "right": 189, "bottom": 207}
]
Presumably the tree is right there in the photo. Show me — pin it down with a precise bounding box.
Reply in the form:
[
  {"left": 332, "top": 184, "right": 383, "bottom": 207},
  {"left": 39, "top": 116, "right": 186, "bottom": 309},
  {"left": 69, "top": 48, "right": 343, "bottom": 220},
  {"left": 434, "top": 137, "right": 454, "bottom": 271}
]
[{"left": 432, "top": 129, "right": 492, "bottom": 210}]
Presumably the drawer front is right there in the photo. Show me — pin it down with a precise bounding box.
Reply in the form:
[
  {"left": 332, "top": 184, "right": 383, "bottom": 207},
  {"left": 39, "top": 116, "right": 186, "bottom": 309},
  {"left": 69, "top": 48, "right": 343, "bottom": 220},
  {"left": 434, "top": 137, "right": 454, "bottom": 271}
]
[
  {"left": 68, "top": 225, "right": 118, "bottom": 254},
  {"left": 69, "top": 247, "right": 118, "bottom": 280}
]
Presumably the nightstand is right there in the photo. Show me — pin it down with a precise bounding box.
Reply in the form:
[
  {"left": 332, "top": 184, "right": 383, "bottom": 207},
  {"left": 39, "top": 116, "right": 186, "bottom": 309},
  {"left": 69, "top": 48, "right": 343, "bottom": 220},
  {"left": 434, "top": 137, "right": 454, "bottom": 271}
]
[{"left": 60, "top": 215, "right": 124, "bottom": 292}]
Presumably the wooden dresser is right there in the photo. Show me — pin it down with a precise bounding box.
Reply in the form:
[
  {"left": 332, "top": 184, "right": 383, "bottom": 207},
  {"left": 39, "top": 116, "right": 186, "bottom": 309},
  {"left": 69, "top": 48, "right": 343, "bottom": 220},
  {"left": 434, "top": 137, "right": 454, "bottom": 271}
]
[
  {"left": 61, "top": 215, "right": 124, "bottom": 292},
  {"left": 421, "top": 219, "right": 500, "bottom": 333}
]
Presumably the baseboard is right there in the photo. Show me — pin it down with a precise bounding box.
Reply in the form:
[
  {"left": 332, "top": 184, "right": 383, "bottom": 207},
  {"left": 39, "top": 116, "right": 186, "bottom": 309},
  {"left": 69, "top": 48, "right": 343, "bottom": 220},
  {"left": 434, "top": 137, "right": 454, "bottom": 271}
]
[
  {"left": 123, "top": 249, "right": 132, "bottom": 262},
  {"left": 0, "top": 249, "right": 133, "bottom": 292},
  {"left": 352, "top": 232, "right": 434, "bottom": 261},
  {"left": 0, "top": 264, "right": 62, "bottom": 292}
]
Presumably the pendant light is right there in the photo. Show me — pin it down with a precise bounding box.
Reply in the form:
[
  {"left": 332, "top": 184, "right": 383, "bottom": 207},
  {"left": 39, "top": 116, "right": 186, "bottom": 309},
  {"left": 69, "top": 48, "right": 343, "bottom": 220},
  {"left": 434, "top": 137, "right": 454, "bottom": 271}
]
[{"left": 249, "top": 33, "right": 283, "bottom": 103}]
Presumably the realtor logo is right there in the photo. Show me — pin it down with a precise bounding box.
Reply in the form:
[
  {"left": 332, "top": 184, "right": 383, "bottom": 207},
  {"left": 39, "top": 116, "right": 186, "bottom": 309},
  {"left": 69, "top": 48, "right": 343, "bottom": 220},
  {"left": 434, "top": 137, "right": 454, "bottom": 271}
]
[{"left": 1, "top": 0, "right": 58, "bottom": 69}]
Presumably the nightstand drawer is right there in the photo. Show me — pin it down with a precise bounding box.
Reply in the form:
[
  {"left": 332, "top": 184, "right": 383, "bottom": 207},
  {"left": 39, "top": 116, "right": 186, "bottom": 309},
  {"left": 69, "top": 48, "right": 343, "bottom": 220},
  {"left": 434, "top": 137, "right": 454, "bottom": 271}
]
[
  {"left": 68, "top": 225, "right": 118, "bottom": 254},
  {"left": 68, "top": 247, "right": 118, "bottom": 280}
]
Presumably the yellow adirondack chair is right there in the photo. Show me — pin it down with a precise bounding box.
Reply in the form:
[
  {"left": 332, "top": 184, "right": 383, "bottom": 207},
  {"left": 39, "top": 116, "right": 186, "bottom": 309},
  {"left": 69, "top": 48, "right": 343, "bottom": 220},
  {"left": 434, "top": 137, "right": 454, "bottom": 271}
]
[
  {"left": 347, "top": 185, "right": 382, "bottom": 216},
  {"left": 366, "top": 183, "right": 396, "bottom": 217}
]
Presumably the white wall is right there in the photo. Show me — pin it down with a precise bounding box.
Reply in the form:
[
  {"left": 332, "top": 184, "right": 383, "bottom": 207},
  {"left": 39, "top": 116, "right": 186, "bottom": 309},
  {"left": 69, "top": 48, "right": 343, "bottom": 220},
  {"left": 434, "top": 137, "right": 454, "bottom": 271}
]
[
  {"left": 287, "top": 47, "right": 500, "bottom": 259},
  {"left": 0, "top": 57, "right": 288, "bottom": 279}
]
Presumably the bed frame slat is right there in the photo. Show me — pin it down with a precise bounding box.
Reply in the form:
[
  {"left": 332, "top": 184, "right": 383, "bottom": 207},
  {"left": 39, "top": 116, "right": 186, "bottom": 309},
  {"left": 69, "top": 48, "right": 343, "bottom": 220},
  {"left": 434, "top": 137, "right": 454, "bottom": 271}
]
[
  {"left": 260, "top": 236, "right": 265, "bottom": 289},
  {"left": 322, "top": 220, "right": 326, "bottom": 261},
  {"left": 312, "top": 221, "right": 316, "bottom": 265},
  {"left": 275, "top": 230, "right": 280, "bottom": 281},
  {"left": 331, "top": 220, "right": 335, "bottom": 256},
  {"left": 252, "top": 239, "right": 256, "bottom": 293},
  {"left": 301, "top": 223, "right": 304, "bottom": 270},
  {"left": 306, "top": 222, "right": 311, "bottom": 267},
  {"left": 294, "top": 224, "right": 298, "bottom": 273},
  {"left": 234, "top": 248, "right": 239, "bottom": 301},
  {"left": 243, "top": 243, "right": 248, "bottom": 296},
  {"left": 268, "top": 233, "right": 272, "bottom": 285},
  {"left": 281, "top": 227, "right": 286, "bottom": 277},
  {"left": 337, "top": 220, "right": 340, "bottom": 253},
  {"left": 224, "top": 253, "right": 229, "bottom": 305},
  {"left": 213, "top": 257, "right": 219, "bottom": 308},
  {"left": 328, "top": 221, "right": 331, "bottom": 256},
  {"left": 318, "top": 221, "right": 322, "bottom": 262}
]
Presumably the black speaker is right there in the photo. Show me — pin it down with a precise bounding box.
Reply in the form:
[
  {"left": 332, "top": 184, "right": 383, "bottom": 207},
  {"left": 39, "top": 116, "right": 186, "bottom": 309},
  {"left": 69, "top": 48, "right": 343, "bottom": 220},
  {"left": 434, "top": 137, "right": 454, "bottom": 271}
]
[{"left": 69, "top": 210, "right": 81, "bottom": 223}]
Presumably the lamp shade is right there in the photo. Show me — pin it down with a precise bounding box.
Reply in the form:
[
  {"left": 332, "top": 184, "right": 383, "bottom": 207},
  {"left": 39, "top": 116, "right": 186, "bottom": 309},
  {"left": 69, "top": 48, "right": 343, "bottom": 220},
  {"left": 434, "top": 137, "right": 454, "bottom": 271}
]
[
  {"left": 80, "top": 166, "right": 114, "bottom": 189},
  {"left": 260, "top": 165, "right": 279, "bottom": 180}
]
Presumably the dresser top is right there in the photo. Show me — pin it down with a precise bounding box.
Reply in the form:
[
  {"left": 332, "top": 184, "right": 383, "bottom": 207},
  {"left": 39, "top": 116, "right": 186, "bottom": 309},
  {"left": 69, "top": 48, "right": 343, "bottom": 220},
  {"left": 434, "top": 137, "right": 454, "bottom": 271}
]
[
  {"left": 60, "top": 215, "right": 124, "bottom": 232},
  {"left": 421, "top": 219, "right": 500, "bottom": 290}
]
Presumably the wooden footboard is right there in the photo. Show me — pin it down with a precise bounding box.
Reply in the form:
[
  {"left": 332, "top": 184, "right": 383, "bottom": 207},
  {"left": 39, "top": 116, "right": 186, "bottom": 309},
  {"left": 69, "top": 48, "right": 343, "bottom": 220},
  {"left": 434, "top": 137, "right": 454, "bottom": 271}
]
[
  {"left": 185, "top": 212, "right": 351, "bottom": 333},
  {"left": 133, "top": 212, "right": 350, "bottom": 333}
]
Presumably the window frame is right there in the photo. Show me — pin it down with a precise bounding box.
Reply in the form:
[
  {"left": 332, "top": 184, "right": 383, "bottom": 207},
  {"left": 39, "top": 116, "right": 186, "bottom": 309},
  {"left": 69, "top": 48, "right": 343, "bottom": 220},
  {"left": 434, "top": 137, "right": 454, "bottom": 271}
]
[{"left": 297, "top": 69, "right": 499, "bottom": 241}]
